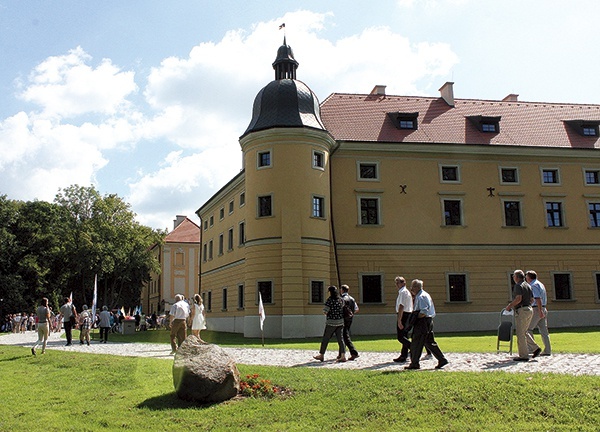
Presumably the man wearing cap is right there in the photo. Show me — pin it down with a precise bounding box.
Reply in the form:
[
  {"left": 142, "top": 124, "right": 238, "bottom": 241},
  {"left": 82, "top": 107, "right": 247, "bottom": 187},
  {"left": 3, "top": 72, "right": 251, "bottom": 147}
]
[{"left": 169, "top": 294, "right": 190, "bottom": 354}]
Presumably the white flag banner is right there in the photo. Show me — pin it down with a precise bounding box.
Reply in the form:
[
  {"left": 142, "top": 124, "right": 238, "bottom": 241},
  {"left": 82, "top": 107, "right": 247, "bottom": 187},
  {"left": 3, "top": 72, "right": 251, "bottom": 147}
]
[
  {"left": 258, "top": 292, "right": 266, "bottom": 331},
  {"left": 91, "top": 275, "right": 98, "bottom": 319}
]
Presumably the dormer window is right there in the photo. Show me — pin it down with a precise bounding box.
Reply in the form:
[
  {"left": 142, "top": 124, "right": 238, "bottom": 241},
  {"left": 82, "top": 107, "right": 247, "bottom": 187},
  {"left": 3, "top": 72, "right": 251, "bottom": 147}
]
[
  {"left": 388, "top": 112, "right": 418, "bottom": 130},
  {"left": 467, "top": 115, "right": 501, "bottom": 133},
  {"left": 564, "top": 120, "right": 600, "bottom": 137},
  {"left": 481, "top": 122, "right": 497, "bottom": 133}
]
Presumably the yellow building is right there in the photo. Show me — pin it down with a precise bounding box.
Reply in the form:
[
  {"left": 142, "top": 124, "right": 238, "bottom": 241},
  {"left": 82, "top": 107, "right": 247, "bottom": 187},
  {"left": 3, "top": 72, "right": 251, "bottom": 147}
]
[
  {"left": 142, "top": 215, "right": 200, "bottom": 315},
  {"left": 196, "top": 40, "right": 600, "bottom": 338}
]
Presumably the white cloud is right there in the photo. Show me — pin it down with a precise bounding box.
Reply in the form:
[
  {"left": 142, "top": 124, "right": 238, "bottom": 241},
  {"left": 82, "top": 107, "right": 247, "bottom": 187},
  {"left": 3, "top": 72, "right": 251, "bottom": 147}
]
[
  {"left": 19, "top": 46, "right": 137, "bottom": 119},
  {"left": 128, "top": 145, "right": 241, "bottom": 230},
  {"left": 0, "top": 114, "right": 108, "bottom": 200},
  {"left": 0, "top": 10, "right": 459, "bottom": 230}
]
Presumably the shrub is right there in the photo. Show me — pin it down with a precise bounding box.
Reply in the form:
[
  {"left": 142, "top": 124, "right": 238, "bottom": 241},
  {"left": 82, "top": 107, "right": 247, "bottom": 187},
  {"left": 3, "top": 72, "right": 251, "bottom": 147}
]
[{"left": 239, "top": 374, "right": 287, "bottom": 399}]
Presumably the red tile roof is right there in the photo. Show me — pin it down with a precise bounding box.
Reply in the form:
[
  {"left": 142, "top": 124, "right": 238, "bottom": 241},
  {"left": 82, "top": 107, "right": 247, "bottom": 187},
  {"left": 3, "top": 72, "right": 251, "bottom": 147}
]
[
  {"left": 165, "top": 217, "right": 200, "bottom": 244},
  {"left": 320, "top": 93, "right": 600, "bottom": 149}
]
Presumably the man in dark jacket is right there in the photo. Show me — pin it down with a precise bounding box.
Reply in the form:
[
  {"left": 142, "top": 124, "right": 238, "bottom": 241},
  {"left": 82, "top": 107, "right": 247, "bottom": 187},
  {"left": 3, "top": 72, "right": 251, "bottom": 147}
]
[{"left": 340, "top": 284, "right": 359, "bottom": 361}]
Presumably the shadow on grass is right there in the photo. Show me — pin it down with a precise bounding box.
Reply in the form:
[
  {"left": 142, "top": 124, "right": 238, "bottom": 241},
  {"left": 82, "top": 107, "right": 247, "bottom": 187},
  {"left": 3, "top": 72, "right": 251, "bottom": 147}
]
[
  {"left": 137, "top": 392, "right": 226, "bottom": 410},
  {"left": 0, "top": 354, "right": 28, "bottom": 362}
]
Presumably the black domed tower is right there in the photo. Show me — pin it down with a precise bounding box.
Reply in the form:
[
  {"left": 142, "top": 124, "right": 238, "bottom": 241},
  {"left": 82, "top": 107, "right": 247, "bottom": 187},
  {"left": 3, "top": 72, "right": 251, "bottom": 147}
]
[
  {"left": 241, "top": 37, "right": 326, "bottom": 138},
  {"left": 239, "top": 39, "right": 336, "bottom": 338}
]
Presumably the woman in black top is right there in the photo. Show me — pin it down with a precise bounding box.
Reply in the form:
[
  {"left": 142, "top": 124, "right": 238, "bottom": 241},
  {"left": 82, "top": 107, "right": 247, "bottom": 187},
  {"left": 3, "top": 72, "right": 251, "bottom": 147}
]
[{"left": 313, "top": 286, "right": 346, "bottom": 362}]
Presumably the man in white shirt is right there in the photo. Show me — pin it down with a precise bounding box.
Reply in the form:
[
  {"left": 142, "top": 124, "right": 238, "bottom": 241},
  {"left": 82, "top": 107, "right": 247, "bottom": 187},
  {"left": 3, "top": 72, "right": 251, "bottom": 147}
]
[
  {"left": 526, "top": 270, "right": 551, "bottom": 356},
  {"left": 169, "top": 294, "right": 190, "bottom": 354},
  {"left": 393, "top": 276, "right": 413, "bottom": 363}
]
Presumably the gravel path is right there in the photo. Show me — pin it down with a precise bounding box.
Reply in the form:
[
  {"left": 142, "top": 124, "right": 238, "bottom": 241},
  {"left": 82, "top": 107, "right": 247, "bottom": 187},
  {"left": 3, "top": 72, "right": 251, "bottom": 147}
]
[{"left": 1, "top": 331, "right": 598, "bottom": 376}]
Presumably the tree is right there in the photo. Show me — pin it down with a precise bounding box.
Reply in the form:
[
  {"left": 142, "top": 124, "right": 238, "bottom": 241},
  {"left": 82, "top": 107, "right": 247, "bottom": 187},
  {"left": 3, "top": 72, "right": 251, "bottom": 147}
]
[
  {"left": 54, "top": 185, "right": 164, "bottom": 310},
  {"left": 0, "top": 186, "right": 164, "bottom": 317}
]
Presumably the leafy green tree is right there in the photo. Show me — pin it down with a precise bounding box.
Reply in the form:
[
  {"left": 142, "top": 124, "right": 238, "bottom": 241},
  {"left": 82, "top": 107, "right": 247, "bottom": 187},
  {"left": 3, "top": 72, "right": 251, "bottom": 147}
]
[
  {"left": 54, "top": 185, "right": 163, "bottom": 310},
  {"left": 0, "top": 195, "right": 25, "bottom": 315},
  {"left": 0, "top": 186, "right": 164, "bottom": 317}
]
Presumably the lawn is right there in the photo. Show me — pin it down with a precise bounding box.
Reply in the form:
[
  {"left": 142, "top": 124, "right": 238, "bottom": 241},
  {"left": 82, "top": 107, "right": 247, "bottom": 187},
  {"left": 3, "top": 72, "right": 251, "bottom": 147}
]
[
  {"left": 0, "top": 328, "right": 599, "bottom": 431},
  {"left": 92, "top": 326, "right": 600, "bottom": 353}
]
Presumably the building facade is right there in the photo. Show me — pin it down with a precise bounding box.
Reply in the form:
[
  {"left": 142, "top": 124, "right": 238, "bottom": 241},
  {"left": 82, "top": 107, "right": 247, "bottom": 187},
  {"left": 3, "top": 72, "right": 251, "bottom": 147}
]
[
  {"left": 142, "top": 215, "right": 200, "bottom": 315},
  {"left": 196, "top": 40, "right": 600, "bottom": 338}
]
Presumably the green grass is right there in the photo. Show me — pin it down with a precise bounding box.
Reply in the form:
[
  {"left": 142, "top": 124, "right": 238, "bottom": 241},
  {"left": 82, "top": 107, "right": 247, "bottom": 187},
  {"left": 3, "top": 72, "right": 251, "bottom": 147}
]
[
  {"left": 0, "top": 345, "right": 598, "bottom": 431},
  {"left": 92, "top": 326, "right": 600, "bottom": 353}
]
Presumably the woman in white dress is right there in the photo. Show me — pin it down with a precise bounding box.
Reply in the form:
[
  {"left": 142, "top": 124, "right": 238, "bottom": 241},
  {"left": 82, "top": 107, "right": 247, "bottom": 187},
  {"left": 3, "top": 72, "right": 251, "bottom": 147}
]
[{"left": 191, "top": 294, "right": 206, "bottom": 342}]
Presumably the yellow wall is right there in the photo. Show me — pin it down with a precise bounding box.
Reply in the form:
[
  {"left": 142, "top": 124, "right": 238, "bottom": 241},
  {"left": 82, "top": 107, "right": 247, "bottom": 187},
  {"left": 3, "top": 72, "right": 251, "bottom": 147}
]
[{"left": 196, "top": 133, "right": 600, "bottom": 336}]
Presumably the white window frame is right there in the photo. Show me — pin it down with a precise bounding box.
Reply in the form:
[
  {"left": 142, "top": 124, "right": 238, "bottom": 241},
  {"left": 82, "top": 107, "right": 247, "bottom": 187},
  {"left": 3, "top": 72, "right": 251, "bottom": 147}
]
[
  {"left": 439, "top": 164, "right": 461, "bottom": 184},
  {"left": 550, "top": 271, "right": 574, "bottom": 301},
  {"left": 257, "top": 194, "right": 274, "bottom": 218},
  {"left": 238, "top": 221, "right": 246, "bottom": 246},
  {"left": 594, "top": 272, "right": 600, "bottom": 303},
  {"left": 357, "top": 195, "right": 382, "bottom": 226},
  {"left": 257, "top": 280, "right": 274, "bottom": 305},
  {"left": 357, "top": 161, "right": 380, "bottom": 182},
  {"left": 222, "top": 287, "right": 228, "bottom": 311},
  {"left": 441, "top": 197, "right": 464, "bottom": 227},
  {"left": 312, "top": 150, "right": 325, "bottom": 170},
  {"left": 540, "top": 167, "right": 561, "bottom": 186},
  {"left": 499, "top": 166, "right": 520, "bottom": 185},
  {"left": 312, "top": 195, "right": 326, "bottom": 219},
  {"left": 501, "top": 198, "right": 524, "bottom": 227},
  {"left": 237, "top": 284, "right": 245, "bottom": 310},
  {"left": 359, "top": 272, "right": 384, "bottom": 304},
  {"left": 218, "top": 233, "right": 224, "bottom": 256},
  {"left": 583, "top": 168, "right": 600, "bottom": 186},
  {"left": 309, "top": 279, "right": 325, "bottom": 304},
  {"left": 587, "top": 201, "right": 600, "bottom": 228},
  {"left": 257, "top": 149, "right": 272, "bottom": 169},
  {"left": 446, "top": 273, "right": 469, "bottom": 302},
  {"left": 543, "top": 199, "right": 566, "bottom": 228},
  {"left": 227, "top": 227, "right": 234, "bottom": 251}
]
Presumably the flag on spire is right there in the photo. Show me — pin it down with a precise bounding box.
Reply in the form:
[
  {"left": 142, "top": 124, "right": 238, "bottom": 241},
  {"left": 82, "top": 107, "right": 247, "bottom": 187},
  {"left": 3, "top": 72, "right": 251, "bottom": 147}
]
[{"left": 279, "top": 23, "right": 285, "bottom": 30}]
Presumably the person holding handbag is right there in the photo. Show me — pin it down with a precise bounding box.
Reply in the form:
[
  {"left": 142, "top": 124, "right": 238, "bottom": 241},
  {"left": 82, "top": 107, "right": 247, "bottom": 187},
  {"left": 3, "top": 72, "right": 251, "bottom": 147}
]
[{"left": 313, "top": 286, "right": 346, "bottom": 363}]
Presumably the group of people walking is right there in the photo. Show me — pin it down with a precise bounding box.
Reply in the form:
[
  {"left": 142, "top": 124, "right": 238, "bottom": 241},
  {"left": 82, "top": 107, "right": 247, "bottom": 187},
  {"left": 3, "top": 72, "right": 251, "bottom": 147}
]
[
  {"left": 314, "top": 271, "right": 551, "bottom": 369},
  {"left": 313, "top": 279, "right": 448, "bottom": 369},
  {"left": 30, "top": 297, "right": 119, "bottom": 355}
]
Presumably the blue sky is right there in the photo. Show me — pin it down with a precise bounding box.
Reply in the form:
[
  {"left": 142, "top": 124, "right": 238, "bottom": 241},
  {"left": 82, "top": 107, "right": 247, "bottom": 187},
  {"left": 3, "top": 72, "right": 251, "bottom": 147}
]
[{"left": 2, "top": 0, "right": 600, "bottom": 230}]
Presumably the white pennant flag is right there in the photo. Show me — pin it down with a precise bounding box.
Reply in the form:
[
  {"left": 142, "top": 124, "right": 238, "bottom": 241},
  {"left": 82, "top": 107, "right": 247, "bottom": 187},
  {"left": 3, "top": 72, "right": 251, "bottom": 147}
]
[
  {"left": 258, "top": 292, "right": 265, "bottom": 331},
  {"left": 91, "top": 275, "right": 98, "bottom": 319}
]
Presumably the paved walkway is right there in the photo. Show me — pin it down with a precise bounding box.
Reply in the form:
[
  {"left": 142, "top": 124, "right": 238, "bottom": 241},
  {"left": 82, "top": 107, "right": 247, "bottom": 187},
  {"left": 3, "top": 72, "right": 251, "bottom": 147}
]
[{"left": 1, "top": 331, "right": 598, "bottom": 375}]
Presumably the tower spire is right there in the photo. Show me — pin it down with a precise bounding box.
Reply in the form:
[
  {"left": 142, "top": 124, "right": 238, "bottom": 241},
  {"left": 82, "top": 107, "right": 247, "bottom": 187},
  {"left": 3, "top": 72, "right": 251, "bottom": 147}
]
[{"left": 272, "top": 37, "right": 298, "bottom": 80}]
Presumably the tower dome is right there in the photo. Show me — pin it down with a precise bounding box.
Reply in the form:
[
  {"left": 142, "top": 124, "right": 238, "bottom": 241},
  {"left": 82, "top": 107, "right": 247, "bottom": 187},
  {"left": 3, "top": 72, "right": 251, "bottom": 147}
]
[{"left": 241, "top": 38, "right": 325, "bottom": 138}]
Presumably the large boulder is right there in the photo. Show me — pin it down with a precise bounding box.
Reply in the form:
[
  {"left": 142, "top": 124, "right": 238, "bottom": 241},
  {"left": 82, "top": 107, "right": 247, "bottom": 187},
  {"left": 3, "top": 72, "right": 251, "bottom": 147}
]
[{"left": 172, "top": 336, "right": 240, "bottom": 403}]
